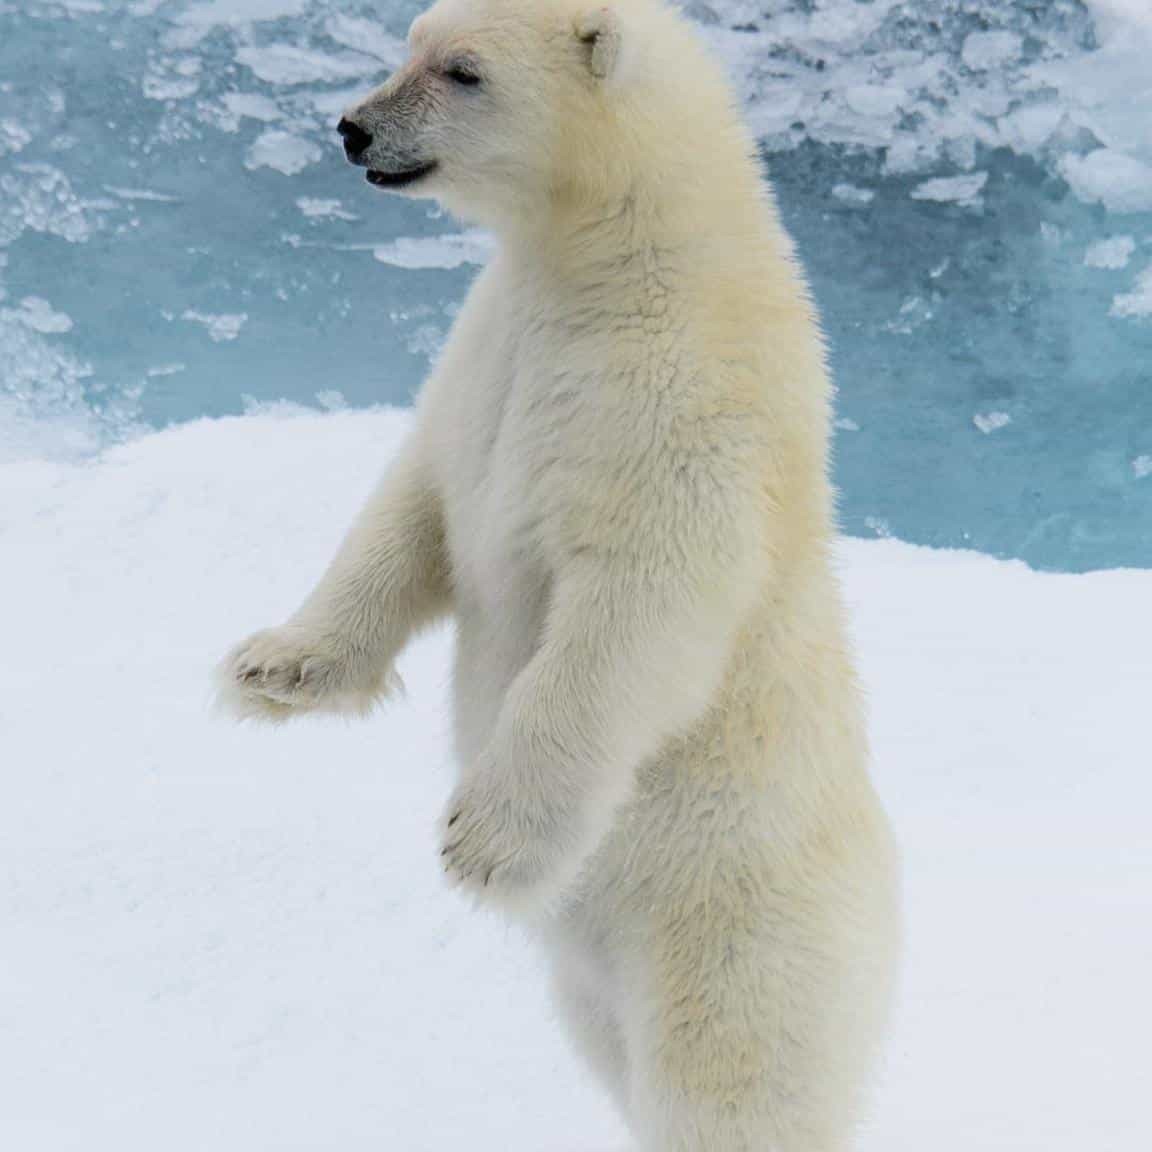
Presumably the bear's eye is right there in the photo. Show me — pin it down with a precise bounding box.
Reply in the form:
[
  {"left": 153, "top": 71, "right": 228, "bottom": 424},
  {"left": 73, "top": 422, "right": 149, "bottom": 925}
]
[{"left": 444, "top": 63, "right": 482, "bottom": 87}]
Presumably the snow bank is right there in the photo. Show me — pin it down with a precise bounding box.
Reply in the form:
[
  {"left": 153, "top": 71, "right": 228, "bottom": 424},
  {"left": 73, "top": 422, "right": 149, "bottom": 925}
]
[{"left": 2, "top": 409, "right": 1148, "bottom": 1151}]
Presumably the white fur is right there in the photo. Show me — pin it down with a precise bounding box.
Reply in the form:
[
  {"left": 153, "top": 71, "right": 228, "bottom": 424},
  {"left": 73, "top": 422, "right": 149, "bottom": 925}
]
[{"left": 218, "top": 1, "right": 900, "bottom": 1147}]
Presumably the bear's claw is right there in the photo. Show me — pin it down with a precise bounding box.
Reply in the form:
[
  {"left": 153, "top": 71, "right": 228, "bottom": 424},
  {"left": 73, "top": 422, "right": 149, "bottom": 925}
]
[{"left": 215, "top": 626, "right": 389, "bottom": 721}]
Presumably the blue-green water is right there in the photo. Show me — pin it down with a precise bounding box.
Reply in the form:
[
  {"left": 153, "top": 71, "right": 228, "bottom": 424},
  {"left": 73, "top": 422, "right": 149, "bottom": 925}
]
[{"left": 2, "top": 0, "right": 1150, "bottom": 570}]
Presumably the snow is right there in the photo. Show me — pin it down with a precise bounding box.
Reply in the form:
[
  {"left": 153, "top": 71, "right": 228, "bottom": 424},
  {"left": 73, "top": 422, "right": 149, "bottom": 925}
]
[{"left": 2, "top": 407, "right": 1149, "bottom": 1152}]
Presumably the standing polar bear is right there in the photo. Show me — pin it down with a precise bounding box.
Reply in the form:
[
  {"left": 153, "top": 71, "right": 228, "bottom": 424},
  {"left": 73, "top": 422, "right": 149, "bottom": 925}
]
[{"left": 219, "top": 0, "right": 899, "bottom": 1148}]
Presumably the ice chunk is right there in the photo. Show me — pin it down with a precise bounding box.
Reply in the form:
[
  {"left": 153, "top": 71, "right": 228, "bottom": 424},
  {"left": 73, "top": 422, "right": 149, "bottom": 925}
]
[
  {"left": 0, "top": 118, "right": 31, "bottom": 157},
  {"left": 221, "top": 92, "right": 282, "bottom": 123},
  {"left": 235, "top": 44, "right": 383, "bottom": 86},
  {"left": 844, "top": 84, "right": 905, "bottom": 119},
  {"left": 372, "top": 232, "right": 494, "bottom": 270},
  {"left": 998, "top": 103, "right": 1064, "bottom": 153},
  {"left": 1060, "top": 150, "right": 1152, "bottom": 215},
  {"left": 1110, "top": 267, "right": 1152, "bottom": 319},
  {"left": 910, "top": 172, "right": 988, "bottom": 208},
  {"left": 178, "top": 0, "right": 310, "bottom": 28},
  {"left": 142, "top": 56, "right": 202, "bottom": 102},
  {"left": 974, "top": 411, "right": 1012, "bottom": 435},
  {"left": 832, "top": 184, "right": 875, "bottom": 206},
  {"left": 324, "top": 15, "right": 408, "bottom": 69},
  {"left": 182, "top": 311, "right": 248, "bottom": 342},
  {"left": 961, "top": 31, "right": 1022, "bottom": 71},
  {"left": 104, "top": 186, "right": 181, "bottom": 203},
  {"left": 0, "top": 164, "right": 103, "bottom": 245},
  {"left": 244, "top": 130, "right": 322, "bottom": 176},
  {"left": 3, "top": 296, "right": 73, "bottom": 334},
  {"left": 296, "top": 197, "right": 357, "bottom": 221},
  {"left": 1084, "top": 236, "right": 1136, "bottom": 270}
]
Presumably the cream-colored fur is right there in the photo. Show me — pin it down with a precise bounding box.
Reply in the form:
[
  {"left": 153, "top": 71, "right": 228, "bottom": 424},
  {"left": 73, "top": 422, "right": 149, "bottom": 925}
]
[{"left": 217, "top": 1, "right": 899, "bottom": 1147}]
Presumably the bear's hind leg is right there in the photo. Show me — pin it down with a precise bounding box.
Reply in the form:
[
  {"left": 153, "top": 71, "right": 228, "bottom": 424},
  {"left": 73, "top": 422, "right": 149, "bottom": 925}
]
[
  {"left": 620, "top": 884, "right": 893, "bottom": 1152},
  {"left": 551, "top": 962, "right": 632, "bottom": 1125}
]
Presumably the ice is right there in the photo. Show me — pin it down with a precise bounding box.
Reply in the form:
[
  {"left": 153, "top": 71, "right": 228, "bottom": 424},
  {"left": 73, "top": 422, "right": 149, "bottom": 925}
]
[
  {"left": 1110, "top": 266, "right": 1152, "bottom": 320},
  {"left": 0, "top": 0, "right": 1150, "bottom": 570},
  {"left": 372, "top": 231, "right": 494, "bottom": 270},
  {"left": 147, "top": 361, "right": 186, "bottom": 378},
  {"left": 245, "top": 128, "right": 322, "bottom": 175},
  {"left": 324, "top": 13, "right": 410, "bottom": 68},
  {"left": 973, "top": 410, "right": 1012, "bottom": 435},
  {"left": 0, "top": 164, "right": 102, "bottom": 245},
  {"left": 1060, "top": 149, "right": 1152, "bottom": 214},
  {"left": 221, "top": 91, "right": 282, "bottom": 123},
  {"left": 910, "top": 172, "right": 988, "bottom": 208},
  {"left": 831, "top": 183, "right": 875, "bottom": 206},
  {"left": 3, "top": 295, "right": 73, "bottom": 333},
  {"left": 2, "top": 408, "right": 1150, "bottom": 1151},
  {"left": 142, "top": 54, "right": 202, "bottom": 101},
  {"left": 235, "top": 43, "right": 384, "bottom": 86},
  {"left": 1084, "top": 235, "right": 1136, "bottom": 269},
  {"left": 182, "top": 309, "right": 248, "bottom": 342},
  {"left": 0, "top": 117, "right": 31, "bottom": 156},
  {"left": 177, "top": 0, "right": 311, "bottom": 28},
  {"left": 105, "top": 185, "right": 181, "bottom": 202},
  {"left": 960, "top": 30, "right": 1022, "bottom": 70},
  {"left": 296, "top": 196, "right": 357, "bottom": 221}
]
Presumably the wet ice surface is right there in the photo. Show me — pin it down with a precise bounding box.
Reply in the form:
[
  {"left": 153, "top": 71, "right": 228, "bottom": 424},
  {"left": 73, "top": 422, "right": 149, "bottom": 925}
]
[{"left": 1, "top": 0, "right": 1150, "bottom": 569}]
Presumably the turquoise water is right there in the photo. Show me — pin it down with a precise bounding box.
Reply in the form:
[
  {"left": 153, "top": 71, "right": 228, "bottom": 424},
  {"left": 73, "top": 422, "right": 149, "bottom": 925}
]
[{"left": 1, "top": 0, "right": 1150, "bottom": 571}]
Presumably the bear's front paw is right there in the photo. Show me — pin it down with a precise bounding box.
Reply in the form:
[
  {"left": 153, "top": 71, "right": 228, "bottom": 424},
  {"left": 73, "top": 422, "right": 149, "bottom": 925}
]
[
  {"left": 216, "top": 626, "right": 390, "bottom": 721},
  {"left": 440, "top": 769, "right": 582, "bottom": 904}
]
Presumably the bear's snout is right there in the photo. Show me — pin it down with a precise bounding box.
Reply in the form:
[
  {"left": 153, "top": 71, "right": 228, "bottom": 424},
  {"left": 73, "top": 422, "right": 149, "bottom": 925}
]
[{"left": 337, "top": 117, "right": 373, "bottom": 163}]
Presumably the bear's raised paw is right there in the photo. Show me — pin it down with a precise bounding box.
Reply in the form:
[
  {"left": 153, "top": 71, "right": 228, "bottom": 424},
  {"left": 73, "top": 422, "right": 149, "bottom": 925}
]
[{"left": 215, "top": 626, "right": 390, "bottom": 721}]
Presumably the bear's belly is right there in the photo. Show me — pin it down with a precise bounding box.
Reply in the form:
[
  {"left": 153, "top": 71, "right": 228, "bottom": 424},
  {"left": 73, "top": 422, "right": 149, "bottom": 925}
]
[
  {"left": 441, "top": 446, "right": 554, "bottom": 770},
  {"left": 431, "top": 337, "right": 574, "bottom": 766}
]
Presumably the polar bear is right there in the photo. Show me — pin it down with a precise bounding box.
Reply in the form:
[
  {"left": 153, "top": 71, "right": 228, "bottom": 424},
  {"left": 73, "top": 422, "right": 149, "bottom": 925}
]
[{"left": 218, "top": 0, "right": 899, "bottom": 1148}]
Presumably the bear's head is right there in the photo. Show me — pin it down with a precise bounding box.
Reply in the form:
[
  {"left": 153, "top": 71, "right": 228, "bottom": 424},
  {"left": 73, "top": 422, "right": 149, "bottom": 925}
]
[{"left": 337, "top": 0, "right": 739, "bottom": 229}]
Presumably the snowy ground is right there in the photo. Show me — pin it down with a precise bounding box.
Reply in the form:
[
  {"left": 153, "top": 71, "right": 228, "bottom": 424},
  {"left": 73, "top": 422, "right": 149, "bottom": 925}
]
[{"left": 3, "top": 408, "right": 1150, "bottom": 1150}]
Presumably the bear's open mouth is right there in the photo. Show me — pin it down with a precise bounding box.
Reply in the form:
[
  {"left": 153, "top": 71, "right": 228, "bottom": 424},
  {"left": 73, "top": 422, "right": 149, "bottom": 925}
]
[{"left": 366, "top": 162, "right": 438, "bottom": 189}]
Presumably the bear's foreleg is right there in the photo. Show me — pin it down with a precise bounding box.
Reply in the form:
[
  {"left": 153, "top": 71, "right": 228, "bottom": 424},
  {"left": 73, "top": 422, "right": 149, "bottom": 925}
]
[
  {"left": 217, "top": 441, "right": 451, "bottom": 720},
  {"left": 440, "top": 486, "right": 765, "bottom": 905}
]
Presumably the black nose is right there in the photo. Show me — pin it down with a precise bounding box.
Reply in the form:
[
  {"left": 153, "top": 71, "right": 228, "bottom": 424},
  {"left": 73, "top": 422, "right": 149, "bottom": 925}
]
[{"left": 338, "top": 117, "right": 372, "bottom": 160}]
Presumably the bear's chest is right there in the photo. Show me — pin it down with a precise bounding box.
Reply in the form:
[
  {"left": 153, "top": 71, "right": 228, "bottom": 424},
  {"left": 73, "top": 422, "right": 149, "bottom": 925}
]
[{"left": 427, "top": 281, "right": 591, "bottom": 607}]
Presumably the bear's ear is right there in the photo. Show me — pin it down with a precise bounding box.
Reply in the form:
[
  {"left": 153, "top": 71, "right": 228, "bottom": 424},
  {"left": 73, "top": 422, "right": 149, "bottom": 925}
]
[{"left": 575, "top": 6, "right": 623, "bottom": 81}]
